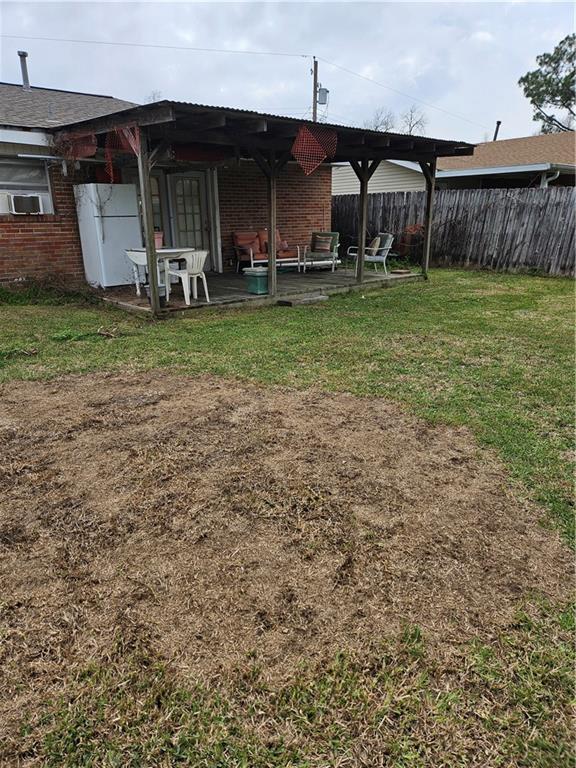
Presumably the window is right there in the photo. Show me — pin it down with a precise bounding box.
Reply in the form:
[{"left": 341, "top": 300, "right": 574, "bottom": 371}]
[{"left": 0, "top": 159, "right": 53, "bottom": 214}]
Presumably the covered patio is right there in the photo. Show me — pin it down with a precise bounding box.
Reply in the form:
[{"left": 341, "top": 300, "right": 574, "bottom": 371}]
[
  {"left": 56, "top": 101, "right": 474, "bottom": 316},
  {"left": 100, "top": 267, "right": 422, "bottom": 313}
]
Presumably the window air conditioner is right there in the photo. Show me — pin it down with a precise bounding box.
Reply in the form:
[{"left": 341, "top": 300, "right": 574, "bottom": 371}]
[{"left": 9, "top": 194, "right": 44, "bottom": 215}]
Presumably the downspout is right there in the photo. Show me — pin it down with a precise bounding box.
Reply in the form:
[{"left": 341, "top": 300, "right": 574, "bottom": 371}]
[{"left": 540, "top": 169, "right": 560, "bottom": 189}]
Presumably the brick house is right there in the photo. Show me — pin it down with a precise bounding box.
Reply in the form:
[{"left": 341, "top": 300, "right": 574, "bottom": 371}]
[
  {"left": 1, "top": 59, "right": 473, "bottom": 308},
  {"left": 0, "top": 79, "right": 330, "bottom": 284}
]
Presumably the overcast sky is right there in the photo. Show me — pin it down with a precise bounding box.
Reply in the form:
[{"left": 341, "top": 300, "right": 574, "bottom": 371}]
[{"left": 0, "top": 1, "right": 572, "bottom": 143}]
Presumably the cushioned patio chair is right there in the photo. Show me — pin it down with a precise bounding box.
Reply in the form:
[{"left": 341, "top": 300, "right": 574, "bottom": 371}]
[
  {"left": 257, "top": 229, "right": 299, "bottom": 269},
  {"left": 347, "top": 232, "right": 394, "bottom": 274},
  {"left": 232, "top": 229, "right": 299, "bottom": 271},
  {"left": 298, "top": 232, "right": 340, "bottom": 272}
]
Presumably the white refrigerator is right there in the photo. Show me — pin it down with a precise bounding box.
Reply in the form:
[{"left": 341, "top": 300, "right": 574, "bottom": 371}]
[{"left": 74, "top": 183, "right": 143, "bottom": 287}]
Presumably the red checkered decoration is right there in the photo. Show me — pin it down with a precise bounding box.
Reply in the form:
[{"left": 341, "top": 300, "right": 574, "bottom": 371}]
[
  {"left": 105, "top": 125, "right": 141, "bottom": 180},
  {"left": 54, "top": 132, "right": 97, "bottom": 160},
  {"left": 291, "top": 124, "right": 337, "bottom": 175}
]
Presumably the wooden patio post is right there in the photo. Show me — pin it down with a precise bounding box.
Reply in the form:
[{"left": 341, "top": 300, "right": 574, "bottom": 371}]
[
  {"left": 251, "top": 148, "right": 290, "bottom": 296},
  {"left": 250, "top": 148, "right": 289, "bottom": 298},
  {"left": 267, "top": 152, "right": 278, "bottom": 297},
  {"left": 419, "top": 158, "right": 437, "bottom": 280},
  {"left": 351, "top": 159, "right": 380, "bottom": 283},
  {"left": 136, "top": 126, "right": 160, "bottom": 315}
]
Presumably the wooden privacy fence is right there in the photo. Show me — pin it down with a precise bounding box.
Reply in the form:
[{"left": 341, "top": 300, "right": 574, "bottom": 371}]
[{"left": 332, "top": 187, "right": 576, "bottom": 276}]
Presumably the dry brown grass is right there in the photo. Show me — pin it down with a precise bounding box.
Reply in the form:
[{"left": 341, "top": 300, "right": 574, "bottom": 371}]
[{"left": 0, "top": 372, "right": 572, "bottom": 764}]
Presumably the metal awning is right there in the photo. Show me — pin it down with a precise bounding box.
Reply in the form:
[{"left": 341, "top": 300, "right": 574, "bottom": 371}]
[{"left": 55, "top": 99, "right": 475, "bottom": 164}]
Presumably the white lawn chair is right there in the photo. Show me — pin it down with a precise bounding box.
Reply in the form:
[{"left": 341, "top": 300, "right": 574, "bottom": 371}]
[
  {"left": 347, "top": 232, "right": 394, "bottom": 274},
  {"left": 125, "top": 249, "right": 165, "bottom": 297},
  {"left": 165, "top": 250, "right": 210, "bottom": 305}
]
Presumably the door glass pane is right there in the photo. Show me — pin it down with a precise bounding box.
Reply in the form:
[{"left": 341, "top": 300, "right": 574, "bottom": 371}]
[{"left": 173, "top": 175, "right": 206, "bottom": 249}]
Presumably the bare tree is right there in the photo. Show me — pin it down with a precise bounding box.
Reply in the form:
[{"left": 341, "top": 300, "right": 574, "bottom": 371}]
[
  {"left": 400, "top": 104, "right": 428, "bottom": 135},
  {"left": 148, "top": 89, "right": 163, "bottom": 103},
  {"left": 363, "top": 106, "right": 396, "bottom": 132}
]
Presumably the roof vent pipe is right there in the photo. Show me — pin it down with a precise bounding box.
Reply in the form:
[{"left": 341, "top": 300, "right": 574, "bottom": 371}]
[
  {"left": 492, "top": 120, "right": 501, "bottom": 141},
  {"left": 18, "top": 51, "right": 31, "bottom": 90}
]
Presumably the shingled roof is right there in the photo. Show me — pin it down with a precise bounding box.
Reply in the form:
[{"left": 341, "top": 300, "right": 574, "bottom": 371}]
[
  {"left": 0, "top": 82, "right": 136, "bottom": 129},
  {"left": 438, "top": 131, "right": 575, "bottom": 171}
]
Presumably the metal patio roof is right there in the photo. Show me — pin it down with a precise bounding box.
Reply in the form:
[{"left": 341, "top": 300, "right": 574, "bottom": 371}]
[{"left": 56, "top": 99, "right": 475, "bottom": 164}]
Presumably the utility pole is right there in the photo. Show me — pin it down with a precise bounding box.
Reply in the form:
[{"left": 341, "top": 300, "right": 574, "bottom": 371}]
[{"left": 312, "top": 56, "right": 318, "bottom": 122}]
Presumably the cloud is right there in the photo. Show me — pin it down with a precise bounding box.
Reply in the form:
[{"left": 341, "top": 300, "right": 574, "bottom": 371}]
[
  {"left": 470, "top": 30, "right": 495, "bottom": 43},
  {"left": 0, "top": 1, "right": 572, "bottom": 143}
]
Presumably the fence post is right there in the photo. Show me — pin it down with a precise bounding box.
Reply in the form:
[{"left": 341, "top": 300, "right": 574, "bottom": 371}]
[{"left": 419, "top": 159, "right": 437, "bottom": 280}]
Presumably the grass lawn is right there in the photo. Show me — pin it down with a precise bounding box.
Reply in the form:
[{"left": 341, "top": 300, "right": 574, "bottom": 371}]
[
  {"left": 1, "top": 269, "right": 573, "bottom": 766},
  {"left": 2, "top": 269, "right": 573, "bottom": 541}
]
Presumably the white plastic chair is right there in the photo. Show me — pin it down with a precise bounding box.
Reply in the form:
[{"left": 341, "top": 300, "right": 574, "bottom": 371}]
[
  {"left": 165, "top": 250, "right": 210, "bottom": 305},
  {"left": 125, "top": 250, "right": 164, "bottom": 297}
]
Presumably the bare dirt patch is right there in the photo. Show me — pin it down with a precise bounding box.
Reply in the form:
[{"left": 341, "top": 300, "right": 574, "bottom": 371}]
[{"left": 0, "top": 371, "right": 570, "bottom": 747}]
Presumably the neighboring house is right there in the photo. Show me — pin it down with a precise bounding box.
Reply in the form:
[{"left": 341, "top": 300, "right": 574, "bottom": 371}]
[
  {"left": 437, "top": 131, "right": 575, "bottom": 189},
  {"left": 332, "top": 160, "right": 425, "bottom": 195},
  {"left": 332, "top": 131, "right": 575, "bottom": 194}
]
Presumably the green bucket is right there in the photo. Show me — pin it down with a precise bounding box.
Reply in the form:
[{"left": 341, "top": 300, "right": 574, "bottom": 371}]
[{"left": 243, "top": 267, "right": 269, "bottom": 295}]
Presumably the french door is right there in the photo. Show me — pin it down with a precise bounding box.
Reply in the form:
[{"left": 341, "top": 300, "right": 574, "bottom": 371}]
[
  {"left": 169, "top": 172, "right": 212, "bottom": 264},
  {"left": 126, "top": 168, "right": 221, "bottom": 272}
]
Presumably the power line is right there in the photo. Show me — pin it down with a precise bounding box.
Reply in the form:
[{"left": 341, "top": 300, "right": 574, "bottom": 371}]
[
  {"left": 2, "top": 32, "right": 486, "bottom": 130},
  {"left": 318, "top": 57, "right": 488, "bottom": 130},
  {"left": 0, "top": 33, "right": 310, "bottom": 59}
]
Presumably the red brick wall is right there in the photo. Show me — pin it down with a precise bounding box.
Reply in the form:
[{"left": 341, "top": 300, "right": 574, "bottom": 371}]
[
  {"left": 0, "top": 165, "right": 84, "bottom": 283},
  {"left": 217, "top": 160, "right": 332, "bottom": 269},
  {"left": 0, "top": 160, "right": 332, "bottom": 282}
]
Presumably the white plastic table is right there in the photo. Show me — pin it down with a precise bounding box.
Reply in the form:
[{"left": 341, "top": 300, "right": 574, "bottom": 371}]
[{"left": 130, "top": 247, "right": 195, "bottom": 285}]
